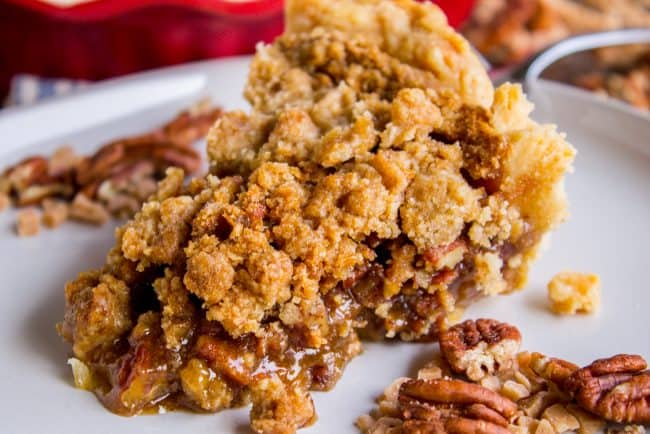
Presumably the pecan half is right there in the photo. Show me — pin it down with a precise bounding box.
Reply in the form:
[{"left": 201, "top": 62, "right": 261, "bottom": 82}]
[
  {"left": 2, "top": 154, "right": 76, "bottom": 207},
  {"left": 3, "top": 156, "right": 52, "bottom": 192},
  {"left": 398, "top": 378, "right": 517, "bottom": 433},
  {"left": 74, "top": 102, "right": 217, "bottom": 189},
  {"left": 76, "top": 137, "right": 200, "bottom": 187},
  {"left": 17, "top": 183, "right": 74, "bottom": 206},
  {"left": 439, "top": 319, "right": 521, "bottom": 381},
  {"left": 564, "top": 354, "right": 650, "bottom": 424},
  {"left": 163, "top": 105, "right": 223, "bottom": 147}
]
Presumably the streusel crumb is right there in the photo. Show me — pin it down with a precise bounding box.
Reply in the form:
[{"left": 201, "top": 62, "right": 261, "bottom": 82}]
[
  {"left": 285, "top": 0, "right": 494, "bottom": 108},
  {"left": 547, "top": 271, "right": 601, "bottom": 315}
]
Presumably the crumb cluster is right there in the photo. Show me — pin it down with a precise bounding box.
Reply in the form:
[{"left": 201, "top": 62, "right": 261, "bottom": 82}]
[{"left": 547, "top": 271, "right": 601, "bottom": 315}]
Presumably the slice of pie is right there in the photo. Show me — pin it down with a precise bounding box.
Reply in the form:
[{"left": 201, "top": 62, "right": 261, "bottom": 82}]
[{"left": 59, "top": 0, "right": 575, "bottom": 433}]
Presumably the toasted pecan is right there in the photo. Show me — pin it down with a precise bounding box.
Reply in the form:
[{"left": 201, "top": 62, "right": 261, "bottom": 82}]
[
  {"left": 400, "top": 379, "right": 518, "bottom": 419},
  {"left": 397, "top": 378, "right": 516, "bottom": 434},
  {"left": 564, "top": 354, "right": 650, "bottom": 424},
  {"left": 439, "top": 319, "right": 521, "bottom": 380}
]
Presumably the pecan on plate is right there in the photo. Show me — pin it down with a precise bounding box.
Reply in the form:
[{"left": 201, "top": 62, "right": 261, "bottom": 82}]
[
  {"left": 3, "top": 156, "right": 50, "bottom": 192},
  {"left": 162, "top": 104, "right": 223, "bottom": 147},
  {"left": 76, "top": 137, "right": 201, "bottom": 189},
  {"left": 2, "top": 156, "right": 73, "bottom": 205},
  {"left": 69, "top": 194, "right": 110, "bottom": 225},
  {"left": 564, "top": 354, "right": 650, "bottom": 424},
  {"left": 398, "top": 378, "right": 517, "bottom": 433},
  {"left": 439, "top": 319, "right": 522, "bottom": 381}
]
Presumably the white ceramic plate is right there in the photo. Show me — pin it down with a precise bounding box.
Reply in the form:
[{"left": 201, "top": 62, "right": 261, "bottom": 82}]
[{"left": 0, "top": 58, "right": 648, "bottom": 434}]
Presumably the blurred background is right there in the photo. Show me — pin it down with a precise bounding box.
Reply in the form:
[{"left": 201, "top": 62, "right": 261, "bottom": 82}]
[{"left": 1, "top": 0, "right": 649, "bottom": 109}]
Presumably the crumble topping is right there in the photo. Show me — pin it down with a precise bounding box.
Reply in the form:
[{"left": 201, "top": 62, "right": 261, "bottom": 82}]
[
  {"left": 284, "top": 0, "right": 494, "bottom": 108},
  {"left": 59, "top": 0, "right": 576, "bottom": 432},
  {"left": 42, "top": 198, "right": 69, "bottom": 228}
]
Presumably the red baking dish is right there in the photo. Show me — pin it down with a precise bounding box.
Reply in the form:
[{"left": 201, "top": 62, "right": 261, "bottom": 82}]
[{"left": 0, "top": 0, "right": 475, "bottom": 98}]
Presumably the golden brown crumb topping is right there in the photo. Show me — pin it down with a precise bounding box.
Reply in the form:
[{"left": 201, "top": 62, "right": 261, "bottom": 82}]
[
  {"left": 60, "top": 0, "right": 576, "bottom": 432},
  {"left": 285, "top": 0, "right": 494, "bottom": 108}
]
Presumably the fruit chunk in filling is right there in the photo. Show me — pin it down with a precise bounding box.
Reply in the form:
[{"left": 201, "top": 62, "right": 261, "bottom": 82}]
[{"left": 59, "top": 0, "right": 575, "bottom": 432}]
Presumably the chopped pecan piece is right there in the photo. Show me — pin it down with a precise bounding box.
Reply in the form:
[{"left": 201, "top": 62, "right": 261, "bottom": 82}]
[
  {"left": 500, "top": 379, "right": 530, "bottom": 401},
  {"left": 67, "top": 357, "right": 95, "bottom": 391},
  {"left": 69, "top": 194, "right": 110, "bottom": 225},
  {"left": 564, "top": 354, "right": 650, "bottom": 424},
  {"left": 422, "top": 240, "right": 467, "bottom": 270},
  {"left": 42, "top": 198, "right": 69, "bottom": 228},
  {"left": 439, "top": 319, "right": 521, "bottom": 381},
  {"left": 3, "top": 156, "right": 50, "bottom": 192},
  {"left": 566, "top": 403, "right": 607, "bottom": 434},
  {"left": 16, "top": 208, "right": 41, "bottom": 237},
  {"left": 163, "top": 104, "right": 223, "bottom": 147},
  {"left": 48, "top": 145, "right": 81, "bottom": 177},
  {"left": 541, "top": 403, "right": 580, "bottom": 432}
]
